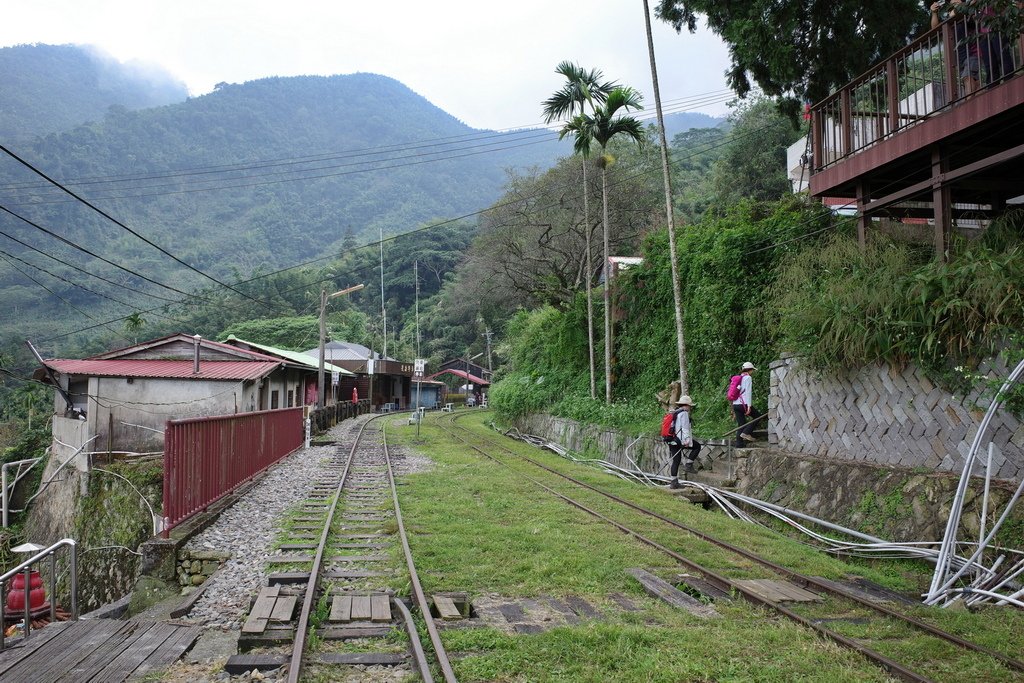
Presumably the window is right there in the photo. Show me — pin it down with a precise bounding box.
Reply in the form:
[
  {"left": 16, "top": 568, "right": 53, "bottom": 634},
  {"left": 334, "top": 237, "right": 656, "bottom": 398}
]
[
  {"left": 287, "top": 390, "right": 294, "bottom": 407},
  {"left": 271, "top": 390, "right": 279, "bottom": 409}
]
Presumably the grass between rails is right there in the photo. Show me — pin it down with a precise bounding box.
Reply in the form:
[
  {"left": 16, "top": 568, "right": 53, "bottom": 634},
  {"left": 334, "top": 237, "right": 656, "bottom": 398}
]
[
  {"left": 388, "top": 410, "right": 1024, "bottom": 682},
  {"left": 387, "top": 412, "right": 898, "bottom": 682}
]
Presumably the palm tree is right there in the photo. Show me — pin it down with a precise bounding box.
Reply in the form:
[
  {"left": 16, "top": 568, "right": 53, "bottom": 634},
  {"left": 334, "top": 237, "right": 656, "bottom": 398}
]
[
  {"left": 124, "top": 312, "right": 146, "bottom": 343},
  {"left": 542, "top": 62, "right": 617, "bottom": 400},
  {"left": 642, "top": 0, "right": 690, "bottom": 394},
  {"left": 560, "top": 86, "right": 645, "bottom": 403}
]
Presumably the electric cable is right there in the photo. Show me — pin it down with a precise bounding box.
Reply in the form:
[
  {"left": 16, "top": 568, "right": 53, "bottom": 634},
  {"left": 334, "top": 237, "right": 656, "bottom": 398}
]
[{"left": 0, "top": 143, "right": 278, "bottom": 310}]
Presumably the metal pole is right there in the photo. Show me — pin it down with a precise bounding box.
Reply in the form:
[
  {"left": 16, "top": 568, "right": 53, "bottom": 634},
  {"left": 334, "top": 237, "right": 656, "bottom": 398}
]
[
  {"left": 2, "top": 465, "right": 7, "bottom": 529},
  {"left": 1, "top": 578, "right": 6, "bottom": 651},
  {"left": 70, "top": 542, "right": 78, "bottom": 620},
  {"left": 318, "top": 287, "right": 326, "bottom": 412},
  {"left": 416, "top": 380, "right": 421, "bottom": 439},
  {"left": 48, "top": 553, "right": 55, "bottom": 623},
  {"left": 380, "top": 226, "right": 387, "bottom": 359},
  {"left": 22, "top": 566, "right": 31, "bottom": 639}
]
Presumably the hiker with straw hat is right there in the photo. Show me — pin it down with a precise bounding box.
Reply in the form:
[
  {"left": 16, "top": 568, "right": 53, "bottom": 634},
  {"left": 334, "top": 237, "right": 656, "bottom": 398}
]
[{"left": 668, "top": 394, "right": 701, "bottom": 489}]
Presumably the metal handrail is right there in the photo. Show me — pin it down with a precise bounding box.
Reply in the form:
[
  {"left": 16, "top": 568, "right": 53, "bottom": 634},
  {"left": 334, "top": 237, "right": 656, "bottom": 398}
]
[{"left": 0, "top": 538, "right": 78, "bottom": 651}]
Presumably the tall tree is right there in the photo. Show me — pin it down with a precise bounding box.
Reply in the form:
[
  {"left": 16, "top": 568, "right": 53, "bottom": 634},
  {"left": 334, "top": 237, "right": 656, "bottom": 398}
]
[
  {"left": 655, "top": 0, "right": 927, "bottom": 117},
  {"left": 542, "top": 62, "right": 617, "bottom": 400},
  {"left": 560, "top": 86, "right": 646, "bottom": 403}
]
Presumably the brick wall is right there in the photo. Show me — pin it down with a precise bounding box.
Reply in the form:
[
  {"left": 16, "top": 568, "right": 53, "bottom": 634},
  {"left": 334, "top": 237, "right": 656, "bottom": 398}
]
[{"left": 769, "top": 355, "right": 1023, "bottom": 481}]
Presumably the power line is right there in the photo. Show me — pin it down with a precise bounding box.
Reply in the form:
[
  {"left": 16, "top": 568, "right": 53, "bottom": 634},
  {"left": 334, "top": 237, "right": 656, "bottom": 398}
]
[
  {"left": 36, "top": 114, "right": 771, "bottom": 344},
  {"left": 0, "top": 143, "right": 278, "bottom": 310},
  {"left": 0, "top": 89, "right": 734, "bottom": 194},
  {"left": 0, "top": 93, "right": 736, "bottom": 205}
]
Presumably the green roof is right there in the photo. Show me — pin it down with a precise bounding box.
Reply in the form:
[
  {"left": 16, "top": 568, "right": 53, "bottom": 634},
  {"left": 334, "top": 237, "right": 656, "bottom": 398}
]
[{"left": 224, "top": 336, "right": 354, "bottom": 375}]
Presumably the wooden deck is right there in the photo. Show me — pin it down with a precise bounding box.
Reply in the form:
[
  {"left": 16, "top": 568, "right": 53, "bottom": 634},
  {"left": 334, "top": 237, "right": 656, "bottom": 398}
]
[{"left": 0, "top": 618, "right": 201, "bottom": 682}]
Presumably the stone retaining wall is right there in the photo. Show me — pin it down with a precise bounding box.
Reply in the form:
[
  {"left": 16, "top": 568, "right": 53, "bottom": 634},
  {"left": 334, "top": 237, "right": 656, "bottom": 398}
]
[
  {"left": 769, "top": 356, "right": 1024, "bottom": 481},
  {"left": 176, "top": 549, "right": 229, "bottom": 587},
  {"left": 512, "top": 413, "right": 1023, "bottom": 544}
]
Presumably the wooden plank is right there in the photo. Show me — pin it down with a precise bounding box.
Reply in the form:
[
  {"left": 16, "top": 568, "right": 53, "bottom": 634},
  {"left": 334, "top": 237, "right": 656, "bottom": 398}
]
[
  {"left": 676, "top": 574, "right": 733, "bottom": 602},
  {"left": 564, "top": 595, "right": 601, "bottom": 619},
  {"left": 351, "top": 595, "right": 372, "bottom": 620},
  {"left": 335, "top": 543, "right": 387, "bottom": 550},
  {"left": 314, "top": 652, "right": 405, "bottom": 665},
  {"left": 432, "top": 595, "right": 462, "bottom": 621},
  {"left": 370, "top": 594, "right": 392, "bottom": 622},
  {"left": 20, "top": 619, "right": 129, "bottom": 683},
  {"left": 325, "top": 569, "right": 387, "bottom": 580},
  {"left": 242, "top": 586, "right": 281, "bottom": 633},
  {"left": 224, "top": 654, "right": 288, "bottom": 674},
  {"left": 0, "top": 621, "right": 75, "bottom": 677},
  {"left": 270, "top": 596, "right": 297, "bottom": 622},
  {"left": 266, "top": 555, "right": 315, "bottom": 564},
  {"left": 268, "top": 572, "right": 311, "bottom": 585},
  {"left": 329, "top": 596, "right": 352, "bottom": 622},
  {"left": 318, "top": 626, "right": 393, "bottom": 640},
  {"left": 627, "top": 568, "right": 719, "bottom": 619},
  {"left": 91, "top": 622, "right": 178, "bottom": 683},
  {"left": 278, "top": 543, "right": 318, "bottom": 550},
  {"left": 56, "top": 621, "right": 151, "bottom": 682},
  {"left": 126, "top": 625, "right": 202, "bottom": 681},
  {"left": 544, "top": 598, "right": 580, "bottom": 624},
  {"left": 609, "top": 592, "right": 643, "bottom": 611},
  {"left": 330, "top": 554, "right": 388, "bottom": 563}
]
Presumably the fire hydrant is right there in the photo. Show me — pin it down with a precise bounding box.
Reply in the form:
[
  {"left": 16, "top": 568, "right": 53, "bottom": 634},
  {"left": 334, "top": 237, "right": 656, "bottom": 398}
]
[{"left": 6, "top": 570, "right": 45, "bottom": 612}]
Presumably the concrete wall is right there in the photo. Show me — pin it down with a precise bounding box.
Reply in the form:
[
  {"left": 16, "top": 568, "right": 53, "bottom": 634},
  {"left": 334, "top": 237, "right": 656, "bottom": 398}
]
[
  {"left": 81, "top": 377, "right": 256, "bottom": 454},
  {"left": 769, "top": 355, "right": 1024, "bottom": 481}
]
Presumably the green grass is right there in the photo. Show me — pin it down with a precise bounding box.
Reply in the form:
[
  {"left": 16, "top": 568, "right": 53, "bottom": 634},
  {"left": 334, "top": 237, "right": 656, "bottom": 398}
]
[{"left": 382, "top": 411, "right": 1024, "bottom": 682}]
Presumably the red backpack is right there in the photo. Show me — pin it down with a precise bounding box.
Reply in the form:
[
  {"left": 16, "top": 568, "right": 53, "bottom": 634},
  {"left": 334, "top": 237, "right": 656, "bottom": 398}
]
[
  {"left": 660, "top": 408, "right": 682, "bottom": 442},
  {"left": 726, "top": 375, "right": 744, "bottom": 402}
]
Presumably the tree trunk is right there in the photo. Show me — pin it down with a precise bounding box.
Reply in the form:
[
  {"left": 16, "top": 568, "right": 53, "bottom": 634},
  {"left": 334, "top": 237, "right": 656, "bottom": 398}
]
[
  {"left": 643, "top": 0, "right": 690, "bottom": 394},
  {"left": 582, "top": 158, "right": 596, "bottom": 400},
  {"left": 602, "top": 165, "right": 612, "bottom": 404}
]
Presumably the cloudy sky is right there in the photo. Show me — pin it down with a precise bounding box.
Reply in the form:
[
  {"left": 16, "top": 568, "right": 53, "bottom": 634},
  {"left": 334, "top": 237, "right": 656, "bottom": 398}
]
[{"left": 2, "top": 0, "right": 735, "bottom": 130}]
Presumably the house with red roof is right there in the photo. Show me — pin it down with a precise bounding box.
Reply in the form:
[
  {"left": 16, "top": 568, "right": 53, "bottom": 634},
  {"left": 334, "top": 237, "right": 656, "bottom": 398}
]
[{"left": 33, "top": 333, "right": 325, "bottom": 463}]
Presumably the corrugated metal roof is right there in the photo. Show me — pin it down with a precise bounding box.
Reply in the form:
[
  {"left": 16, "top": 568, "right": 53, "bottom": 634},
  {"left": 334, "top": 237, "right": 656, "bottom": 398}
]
[
  {"left": 89, "top": 333, "right": 281, "bottom": 362},
  {"left": 43, "top": 359, "right": 280, "bottom": 381},
  {"left": 223, "top": 336, "right": 354, "bottom": 375}
]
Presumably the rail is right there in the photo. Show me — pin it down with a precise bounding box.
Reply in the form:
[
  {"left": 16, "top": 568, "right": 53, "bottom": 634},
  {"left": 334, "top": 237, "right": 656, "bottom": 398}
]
[
  {"left": 162, "top": 407, "right": 304, "bottom": 537},
  {"left": 0, "top": 538, "right": 78, "bottom": 652},
  {"left": 811, "top": 16, "right": 1023, "bottom": 171}
]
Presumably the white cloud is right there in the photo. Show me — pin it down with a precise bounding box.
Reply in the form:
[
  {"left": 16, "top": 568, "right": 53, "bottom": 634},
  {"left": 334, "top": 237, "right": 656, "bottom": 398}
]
[{"left": 1, "top": 0, "right": 733, "bottom": 130}]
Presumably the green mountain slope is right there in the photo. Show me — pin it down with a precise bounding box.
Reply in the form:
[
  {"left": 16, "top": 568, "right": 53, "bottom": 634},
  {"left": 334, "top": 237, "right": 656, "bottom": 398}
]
[{"left": 0, "top": 44, "right": 188, "bottom": 141}]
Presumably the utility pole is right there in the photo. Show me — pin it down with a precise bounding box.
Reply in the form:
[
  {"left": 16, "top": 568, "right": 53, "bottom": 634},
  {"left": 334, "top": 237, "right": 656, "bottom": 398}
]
[
  {"left": 380, "top": 226, "right": 387, "bottom": 359},
  {"left": 318, "top": 284, "right": 365, "bottom": 411},
  {"left": 642, "top": 0, "right": 690, "bottom": 393},
  {"left": 482, "top": 328, "right": 493, "bottom": 376}
]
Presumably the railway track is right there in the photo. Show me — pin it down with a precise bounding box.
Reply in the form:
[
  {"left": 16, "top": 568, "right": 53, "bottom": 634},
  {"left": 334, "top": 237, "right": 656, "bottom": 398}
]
[
  {"left": 441, "top": 410, "right": 1024, "bottom": 683},
  {"left": 227, "top": 413, "right": 457, "bottom": 682}
]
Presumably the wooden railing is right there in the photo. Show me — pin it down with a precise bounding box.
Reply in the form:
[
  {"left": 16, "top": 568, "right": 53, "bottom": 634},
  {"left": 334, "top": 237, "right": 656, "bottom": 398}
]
[{"left": 812, "top": 16, "right": 1023, "bottom": 171}]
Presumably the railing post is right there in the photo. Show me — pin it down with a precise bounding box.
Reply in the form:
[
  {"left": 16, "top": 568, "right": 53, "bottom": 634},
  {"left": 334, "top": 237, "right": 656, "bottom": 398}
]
[
  {"left": 22, "top": 566, "right": 31, "bottom": 640},
  {"left": 942, "top": 22, "right": 958, "bottom": 104},
  {"left": 840, "top": 88, "right": 853, "bottom": 157},
  {"left": 69, "top": 541, "right": 78, "bottom": 621},
  {"left": 886, "top": 59, "right": 900, "bottom": 135},
  {"left": 48, "top": 553, "right": 56, "bottom": 623}
]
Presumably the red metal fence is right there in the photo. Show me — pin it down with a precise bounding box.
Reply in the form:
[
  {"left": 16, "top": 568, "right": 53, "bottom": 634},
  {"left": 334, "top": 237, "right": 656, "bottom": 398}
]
[{"left": 162, "top": 407, "right": 304, "bottom": 536}]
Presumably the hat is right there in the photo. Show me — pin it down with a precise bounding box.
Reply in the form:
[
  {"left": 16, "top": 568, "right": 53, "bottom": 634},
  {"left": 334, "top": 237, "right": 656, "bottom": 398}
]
[
  {"left": 676, "top": 395, "right": 694, "bottom": 406},
  {"left": 741, "top": 362, "right": 757, "bottom": 371}
]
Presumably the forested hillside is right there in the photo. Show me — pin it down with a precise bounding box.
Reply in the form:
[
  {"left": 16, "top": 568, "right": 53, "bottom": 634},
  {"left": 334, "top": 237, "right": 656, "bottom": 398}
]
[{"left": 0, "top": 44, "right": 188, "bottom": 142}]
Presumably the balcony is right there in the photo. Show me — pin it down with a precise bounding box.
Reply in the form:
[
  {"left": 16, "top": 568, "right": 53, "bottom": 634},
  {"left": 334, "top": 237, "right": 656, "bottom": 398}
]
[{"left": 809, "top": 16, "right": 1024, "bottom": 253}]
